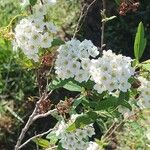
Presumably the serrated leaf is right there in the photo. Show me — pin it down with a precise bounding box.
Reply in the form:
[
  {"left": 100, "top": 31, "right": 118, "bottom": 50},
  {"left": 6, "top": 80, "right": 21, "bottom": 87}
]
[
  {"left": 70, "top": 96, "right": 85, "bottom": 114},
  {"left": 120, "top": 100, "right": 132, "bottom": 110},
  {"left": 29, "top": 0, "right": 38, "bottom": 6},
  {"left": 63, "top": 81, "right": 83, "bottom": 92},
  {"left": 49, "top": 78, "right": 69, "bottom": 90},
  {"left": 67, "top": 111, "right": 98, "bottom": 132},
  {"left": 85, "top": 97, "right": 118, "bottom": 110},
  {"left": 119, "top": 91, "right": 129, "bottom": 101},
  {"left": 134, "top": 22, "right": 147, "bottom": 62}
]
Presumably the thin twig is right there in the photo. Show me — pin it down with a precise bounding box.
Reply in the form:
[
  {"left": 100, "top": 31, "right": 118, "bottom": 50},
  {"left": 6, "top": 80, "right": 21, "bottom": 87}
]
[
  {"left": 102, "top": 121, "right": 117, "bottom": 139},
  {"left": 101, "top": 0, "right": 106, "bottom": 50},
  {"left": 15, "top": 92, "right": 53, "bottom": 150},
  {"left": 19, "top": 128, "right": 53, "bottom": 149},
  {"left": 73, "top": 0, "right": 97, "bottom": 38},
  {"left": 33, "top": 109, "right": 57, "bottom": 121},
  {"left": 106, "top": 120, "right": 124, "bottom": 139},
  {"left": 15, "top": 101, "right": 39, "bottom": 150},
  {"left": 29, "top": 5, "right": 33, "bottom": 14}
]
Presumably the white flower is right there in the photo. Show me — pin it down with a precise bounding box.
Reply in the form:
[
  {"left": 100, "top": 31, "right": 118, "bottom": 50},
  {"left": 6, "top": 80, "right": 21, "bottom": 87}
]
[
  {"left": 55, "top": 39, "right": 98, "bottom": 82},
  {"left": 45, "top": 22, "right": 57, "bottom": 33},
  {"left": 41, "top": 32, "right": 52, "bottom": 48},
  {"left": 89, "top": 50, "right": 134, "bottom": 93},
  {"left": 32, "top": 21, "right": 45, "bottom": 32},
  {"left": 88, "top": 46, "right": 99, "bottom": 58},
  {"left": 137, "top": 77, "right": 150, "bottom": 109},
  {"left": 55, "top": 120, "right": 67, "bottom": 137},
  {"left": 43, "top": 0, "right": 57, "bottom": 5},
  {"left": 81, "top": 58, "right": 91, "bottom": 70},
  {"left": 86, "top": 126, "right": 95, "bottom": 137},
  {"left": 29, "top": 31, "right": 42, "bottom": 46},
  {"left": 57, "top": 119, "right": 96, "bottom": 150},
  {"left": 14, "top": 14, "right": 56, "bottom": 62},
  {"left": 30, "top": 14, "right": 44, "bottom": 23},
  {"left": 93, "top": 84, "right": 106, "bottom": 94},
  {"left": 118, "top": 81, "right": 131, "bottom": 92},
  {"left": 34, "top": 4, "right": 47, "bottom": 15},
  {"left": 87, "top": 142, "right": 100, "bottom": 150},
  {"left": 20, "top": 0, "right": 29, "bottom": 7},
  {"left": 75, "top": 69, "right": 90, "bottom": 83},
  {"left": 63, "top": 68, "right": 74, "bottom": 79},
  {"left": 68, "top": 61, "right": 81, "bottom": 74},
  {"left": 75, "top": 129, "right": 87, "bottom": 139}
]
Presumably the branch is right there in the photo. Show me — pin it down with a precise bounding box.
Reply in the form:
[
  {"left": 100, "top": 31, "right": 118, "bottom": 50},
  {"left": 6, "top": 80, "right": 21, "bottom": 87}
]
[
  {"left": 19, "top": 128, "right": 53, "bottom": 149},
  {"left": 15, "top": 91, "right": 53, "bottom": 150},
  {"left": 33, "top": 109, "right": 57, "bottom": 121},
  {"left": 101, "top": 0, "right": 106, "bottom": 50},
  {"left": 73, "top": 0, "right": 97, "bottom": 38},
  {"left": 102, "top": 121, "right": 117, "bottom": 139}
]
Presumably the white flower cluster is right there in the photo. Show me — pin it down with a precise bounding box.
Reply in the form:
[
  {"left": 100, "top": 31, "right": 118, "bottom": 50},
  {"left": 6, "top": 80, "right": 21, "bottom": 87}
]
[
  {"left": 87, "top": 142, "right": 101, "bottom": 150},
  {"left": 59, "top": 125, "right": 95, "bottom": 150},
  {"left": 55, "top": 40, "right": 134, "bottom": 93},
  {"left": 55, "top": 39, "right": 99, "bottom": 82},
  {"left": 90, "top": 50, "right": 134, "bottom": 94},
  {"left": 14, "top": 1, "right": 57, "bottom": 61},
  {"left": 20, "top": 0, "right": 56, "bottom": 7},
  {"left": 137, "top": 77, "right": 150, "bottom": 109},
  {"left": 54, "top": 114, "right": 99, "bottom": 150}
]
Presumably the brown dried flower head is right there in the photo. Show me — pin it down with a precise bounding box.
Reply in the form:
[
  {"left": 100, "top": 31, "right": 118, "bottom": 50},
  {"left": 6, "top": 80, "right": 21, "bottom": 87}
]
[
  {"left": 41, "top": 52, "right": 57, "bottom": 67},
  {"left": 37, "top": 99, "right": 52, "bottom": 114},
  {"left": 56, "top": 98, "right": 73, "bottom": 115},
  {"left": 119, "top": 0, "right": 140, "bottom": 15}
]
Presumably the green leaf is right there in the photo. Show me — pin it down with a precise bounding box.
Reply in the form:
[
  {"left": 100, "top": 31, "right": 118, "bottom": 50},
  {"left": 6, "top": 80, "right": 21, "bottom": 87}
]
[
  {"left": 49, "top": 78, "right": 69, "bottom": 90},
  {"left": 57, "top": 142, "right": 65, "bottom": 150},
  {"left": 134, "top": 22, "right": 147, "bottom": 63},
  {"left": 33, "top": 138, "right": 50, "bottom": 148},
  {"left": 29, "top": 0, "right": 38, "bottom": 6},
  {"left": 67, "top": 111, "right": 98, "bottom": 132},
  {"left": 142, "top": 63, "right": 150, "bottom": 71},
  {"left": 51, "top": 38, "right": 65, "bottom": 47},
  {"left": 70, "top": 96, "right": 85, "bottom": 114},
  {"left": 46, "top": 132, "right": 58, "bottom": 145},
  {"left": 119, "top": 91, "right": 129, "bottom": 101},
  {"left": 85, "top": 97, "right": 118, "bottom": 110},
  {"left": 49, "top": 78, "right": 83, "bottom": 92},
  {"left": 63, "top": 81, "right": 83, "bottom": 92},
  {"left": 120, "top": 100, "right": 132, "bottom": 110}
]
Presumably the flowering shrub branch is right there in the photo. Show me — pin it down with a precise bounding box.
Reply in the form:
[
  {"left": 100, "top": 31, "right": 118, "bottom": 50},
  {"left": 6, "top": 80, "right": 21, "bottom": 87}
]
[{"left": 1, "top": 0, "right": 149, "bottom": 149}]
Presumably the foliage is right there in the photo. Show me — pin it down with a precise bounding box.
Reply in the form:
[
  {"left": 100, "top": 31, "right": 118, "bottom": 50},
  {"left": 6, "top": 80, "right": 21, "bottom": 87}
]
[
  {"left": 134, "top": 22, "right": 147, "bottom": 63},
  {"left": 0, "top": 0, "right": 150, "bottom": 150},
  {"left": 116, "top": 110, "right": 150, "bottom": 150}
]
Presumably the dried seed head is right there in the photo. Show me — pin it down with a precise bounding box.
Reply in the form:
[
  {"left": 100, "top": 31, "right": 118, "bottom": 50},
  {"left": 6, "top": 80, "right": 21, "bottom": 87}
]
[
  {"left": 119, "top": 0, "right": 140, "bottom": 15},
  {"left": 56, "top": 98, "right": 73, "bottom": 115}
]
